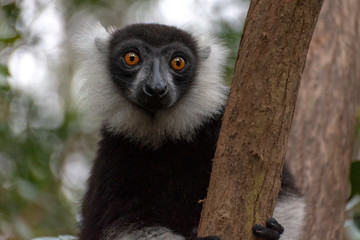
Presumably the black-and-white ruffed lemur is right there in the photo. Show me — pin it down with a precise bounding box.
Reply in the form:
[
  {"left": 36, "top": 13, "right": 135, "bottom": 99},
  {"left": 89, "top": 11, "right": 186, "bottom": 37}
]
[{"left": 74, "top": 23, "right": 305, "bottom": 240}]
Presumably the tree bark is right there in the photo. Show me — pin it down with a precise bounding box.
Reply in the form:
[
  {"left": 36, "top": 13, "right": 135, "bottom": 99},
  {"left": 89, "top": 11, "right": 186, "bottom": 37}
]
[
  {"left": 285, "top": 0, "right": 360, "bottom": 239},
  {"left": 197, "top": 1, "right": 323, "bottom": 239}
]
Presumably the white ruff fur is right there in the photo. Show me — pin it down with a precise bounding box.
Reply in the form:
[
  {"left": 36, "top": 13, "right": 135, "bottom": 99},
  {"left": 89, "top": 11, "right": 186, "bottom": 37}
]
[
  {"left": 273, "top": 194, "right": 305, "bottom": 240},
  {"left": 105, "top": 226, "right": 185, "bottom": 240},
  {"left": 74, "top": 23, "right": 229, "bottom": 148}
]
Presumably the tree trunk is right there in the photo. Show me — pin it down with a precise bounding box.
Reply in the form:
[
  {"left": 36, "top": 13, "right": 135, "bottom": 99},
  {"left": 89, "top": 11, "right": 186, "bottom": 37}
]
[
  {"left": 285, "top": 0, "right": 360, "bottom": 239},
  {"left": 197, "top": 1, "right": 323, "bottom": 239}
]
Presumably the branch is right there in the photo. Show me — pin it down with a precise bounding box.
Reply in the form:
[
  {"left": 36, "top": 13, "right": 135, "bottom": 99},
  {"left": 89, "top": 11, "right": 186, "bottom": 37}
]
[{"left": 197, "top": 0, "right": 324, "bottom": 239}]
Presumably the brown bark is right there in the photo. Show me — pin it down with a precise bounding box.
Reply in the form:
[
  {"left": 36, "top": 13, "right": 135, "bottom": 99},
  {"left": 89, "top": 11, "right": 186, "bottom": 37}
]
[
  {"left": 285, "top": 0, "right": 360, "bottom": 239},
  {"left": 197, "top": 1, "right": 323, "bottom": 239}
]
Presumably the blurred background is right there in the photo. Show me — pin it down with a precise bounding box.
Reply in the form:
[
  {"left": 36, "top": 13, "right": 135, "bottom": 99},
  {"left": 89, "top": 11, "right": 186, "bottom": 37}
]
[{"left": 0, "top": 0, "right": 359, "bottom": 239}]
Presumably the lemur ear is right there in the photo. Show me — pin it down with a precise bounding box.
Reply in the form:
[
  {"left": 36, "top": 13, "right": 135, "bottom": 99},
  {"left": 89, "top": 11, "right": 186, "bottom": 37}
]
[
  {"left": 199, "top": 46, "right": 211, "bottom": 60},
  {"left": 95, "top": 36, "right": 108, "bottom": 53}
]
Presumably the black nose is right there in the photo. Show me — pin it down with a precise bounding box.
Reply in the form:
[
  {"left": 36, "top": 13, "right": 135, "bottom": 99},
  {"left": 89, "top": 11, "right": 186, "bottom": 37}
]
[{"left": 143, "top": 82, "right": 168, "bottom": 98}]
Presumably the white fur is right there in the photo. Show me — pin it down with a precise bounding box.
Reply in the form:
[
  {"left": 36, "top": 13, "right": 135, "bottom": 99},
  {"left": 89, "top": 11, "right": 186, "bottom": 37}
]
[
  {"left": 74, "top": 23, "right": 229, "bottom": 148},
  {"left": 105, "top": 226, "right": 185, "bottom": 240},
  {"left": 273, "top": 194, "right": 305, "bottom": 240}
]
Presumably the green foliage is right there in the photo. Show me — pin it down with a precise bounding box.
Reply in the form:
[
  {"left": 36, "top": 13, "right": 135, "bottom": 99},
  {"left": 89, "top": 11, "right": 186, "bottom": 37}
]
[
  {"left": 0, "top": 64, "right": 10, "bottom": 77},
  {"left": 217, "top": 22, "right": 242, "bottom": 85},
  {"left": 350, "top": 161, "right": 360, "bottom": 199},
  {"left": 349, "top": 109, "right": 360, "bottom": 230},
  {"left": 0, "top": 2, "right": 22, "bottom": 46},
  {"left": 2, "top": 2, "right": 20, "bottom": 21},
  {"left": 0, "top": 2, "right": 84, "bottom": 239},
  {"left": 355, "top": 214, "right": 360, "bottom": 230},
  {"left": 0, "top": 82, "right": 80, "bottom": 239},
  {"left": 66, "top": 0, "right": 107, "bottom": 9}
]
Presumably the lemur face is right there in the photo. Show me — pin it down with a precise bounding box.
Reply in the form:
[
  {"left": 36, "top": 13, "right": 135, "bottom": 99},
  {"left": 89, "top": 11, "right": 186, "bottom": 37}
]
[{"left": 108, "top": 24, "right": 199, "bottom": 114}]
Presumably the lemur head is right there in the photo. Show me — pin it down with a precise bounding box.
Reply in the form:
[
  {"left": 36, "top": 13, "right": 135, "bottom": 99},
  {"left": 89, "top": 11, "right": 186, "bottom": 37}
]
[
  {"left": 75, "top": 23, "right": 229, "bottom": 148},
  {"left": 108, "top": 24, "right": 202, "bottom": 114}
]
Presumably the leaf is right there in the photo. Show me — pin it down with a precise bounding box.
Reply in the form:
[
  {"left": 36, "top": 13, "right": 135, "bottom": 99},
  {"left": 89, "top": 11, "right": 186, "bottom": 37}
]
[
  {"left": 0, "top": 33, "right": 22, "bottom": 44},
  {"left": 2, "top": 2, "right": 20, "bottom": 20},
  {"left": 0, "top": 64, "right": 10, "bottom": 77}
]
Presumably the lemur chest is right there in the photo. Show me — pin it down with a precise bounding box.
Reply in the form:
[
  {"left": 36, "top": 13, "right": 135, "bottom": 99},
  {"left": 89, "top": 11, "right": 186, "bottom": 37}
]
[
  {"left": 134, "top": 150, "right": 212, "bottom": 200},
  {"left": 130, "top": 152, "right": 211, "bottom": 235}
]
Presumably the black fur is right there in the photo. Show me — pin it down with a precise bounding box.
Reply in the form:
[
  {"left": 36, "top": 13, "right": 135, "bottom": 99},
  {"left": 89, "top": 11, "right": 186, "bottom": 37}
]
[
  {"left": 79, "top": 112, "right": 296, "bottom": 239},
  {"left": 80, "top": 113, "right": 221, "bottom": 240},
  {"left": 110, "top": 24, "right": 199, "bottom": 50}
]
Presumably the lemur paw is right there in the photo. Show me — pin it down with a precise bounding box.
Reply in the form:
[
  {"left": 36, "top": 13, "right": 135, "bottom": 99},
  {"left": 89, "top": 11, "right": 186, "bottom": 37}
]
[{"left": 252, "top": 217, "right": 284, "bottom": 240}]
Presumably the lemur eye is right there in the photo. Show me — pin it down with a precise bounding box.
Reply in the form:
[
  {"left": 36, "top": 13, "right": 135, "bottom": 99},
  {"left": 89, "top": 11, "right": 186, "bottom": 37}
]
[
  {"left": 124, "top": 52, "right": 140, "bottom": 66},
  {"left": 171, "top": 57, "right": 186, "bottom": 71}
]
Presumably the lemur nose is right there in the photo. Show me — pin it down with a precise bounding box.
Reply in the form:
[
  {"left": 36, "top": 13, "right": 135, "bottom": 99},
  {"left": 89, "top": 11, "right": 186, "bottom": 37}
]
[{"left": 143, "top": 82, "right": 168, "bottom": 98}]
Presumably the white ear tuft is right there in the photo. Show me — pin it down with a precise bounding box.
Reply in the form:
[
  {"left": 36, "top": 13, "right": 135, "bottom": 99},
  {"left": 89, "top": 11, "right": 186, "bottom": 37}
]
[
  {"left": 95, "top": 37, "right": 108, "bottom": 53},
  {"left": 73, "top": 22, "right": 115, "bottom": 126},
  {"left": 199, "top": 46, "right": 211, "bottom": 59},
  {"left": 73, "top": 22, "right": 110, "bottom": 58}
]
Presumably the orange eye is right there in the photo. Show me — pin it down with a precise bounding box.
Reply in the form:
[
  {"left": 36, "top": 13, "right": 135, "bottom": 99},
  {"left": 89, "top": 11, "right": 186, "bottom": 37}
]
[
  {"left": 171, "top": 57, "right": 186, "bottom": 71},
  {"left": 124, "top": 52, "right": 140, "bottom": 66}
]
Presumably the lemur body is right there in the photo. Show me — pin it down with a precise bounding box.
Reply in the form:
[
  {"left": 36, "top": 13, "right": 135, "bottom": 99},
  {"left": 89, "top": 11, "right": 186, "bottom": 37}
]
[{"left": 75, "top": 23, "right": 305, "bottom": 240}]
